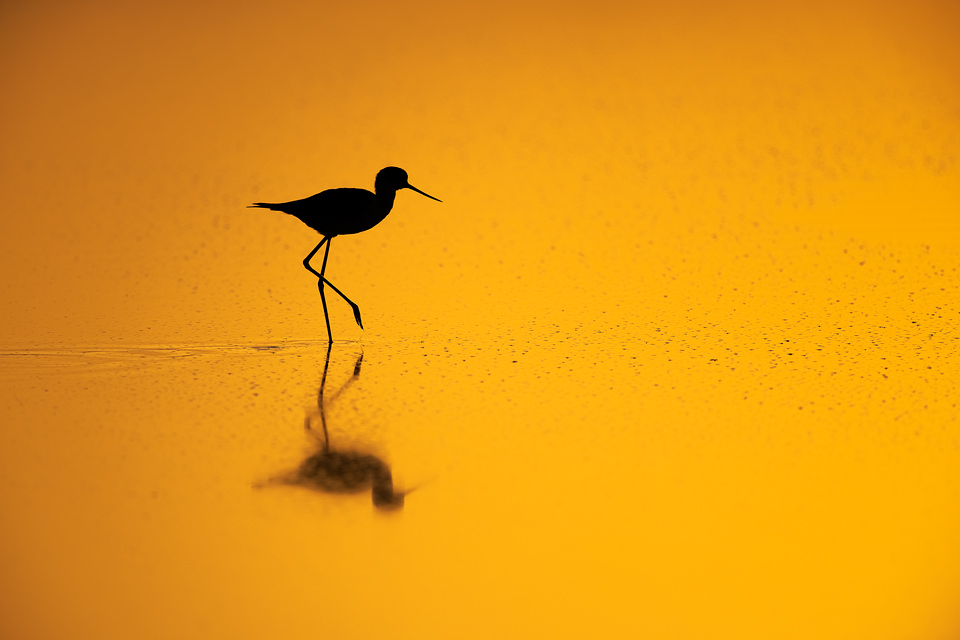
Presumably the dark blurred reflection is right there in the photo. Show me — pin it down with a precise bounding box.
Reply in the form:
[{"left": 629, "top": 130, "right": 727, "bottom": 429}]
[{"left": 258, "top": 344, "right": 406, "bottom": 510}]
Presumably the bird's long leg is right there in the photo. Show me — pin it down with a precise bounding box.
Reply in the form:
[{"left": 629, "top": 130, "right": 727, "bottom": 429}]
[
  {"left": 318, "top": 279, "right": 332, "bottom": 343},
  {"left": 321, "top": 278, "right": 363, "bottom": 330},
  {"left": 317, "top": 238, "right": 364, "bottom": 330},
  {"left": 302, "top": 237, "right": 364, "bottom": 333},
  {"left": 303, "top": 237, "right": 333, "bottom": 342},
  {"left": 302, "top": 237, "right": 330, "bottom": 279}
]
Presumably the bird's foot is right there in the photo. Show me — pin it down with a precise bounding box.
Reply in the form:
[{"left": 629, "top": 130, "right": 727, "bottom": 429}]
[{"left": 351, "top": 304, "right": 363, "bottom": 329}]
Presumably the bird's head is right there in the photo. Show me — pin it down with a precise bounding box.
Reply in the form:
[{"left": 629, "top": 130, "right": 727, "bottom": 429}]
[{"left": 376, "top": 166, "right": 442, "bottom": 202}]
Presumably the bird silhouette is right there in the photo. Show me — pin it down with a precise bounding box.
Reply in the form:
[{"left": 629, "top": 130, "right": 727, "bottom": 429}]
[{"left": 250, "top": 167, "right": 441, "bottom": 341}]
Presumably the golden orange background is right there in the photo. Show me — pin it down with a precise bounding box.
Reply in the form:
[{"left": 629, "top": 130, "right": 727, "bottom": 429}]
[{"left": 1, "top": 0, "right": 959, "bottom": 638}]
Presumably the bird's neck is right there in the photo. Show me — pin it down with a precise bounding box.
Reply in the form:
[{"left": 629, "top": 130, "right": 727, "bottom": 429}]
[{"left": 375, "top": 189, "right": 397, "bottom": 213}]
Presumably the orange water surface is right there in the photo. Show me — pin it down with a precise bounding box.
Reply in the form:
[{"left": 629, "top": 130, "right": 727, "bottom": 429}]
[{"left": 1, "top": 1, "right": 959, "bottom": 638}]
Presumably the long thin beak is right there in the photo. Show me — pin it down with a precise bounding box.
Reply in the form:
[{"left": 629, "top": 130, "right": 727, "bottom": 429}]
[{"left": 406, "top": 183, "right": 442, "bottom": 202}]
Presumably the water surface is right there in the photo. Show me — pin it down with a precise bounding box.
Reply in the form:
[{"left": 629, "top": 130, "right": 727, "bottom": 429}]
[{"left": 1, "top": 1, "right": 959, "bottom": 638}]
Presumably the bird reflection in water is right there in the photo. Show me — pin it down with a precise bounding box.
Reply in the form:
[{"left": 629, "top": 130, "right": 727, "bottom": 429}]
[{"left": 258, "top": 344, "right": 406, "bottom": 510}]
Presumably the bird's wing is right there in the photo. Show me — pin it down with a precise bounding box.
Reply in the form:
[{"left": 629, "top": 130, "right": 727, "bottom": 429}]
[{"left": 251, "top": 188, "right": 372, "bottom": 215}]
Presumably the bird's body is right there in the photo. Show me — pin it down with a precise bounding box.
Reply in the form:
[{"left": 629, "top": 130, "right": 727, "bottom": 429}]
[
  {"left": 249, "top": 167, "right": 441, "bottom": 342},
  {"left": 259, "top": 188, "right": 389, "bottom": 236}
]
